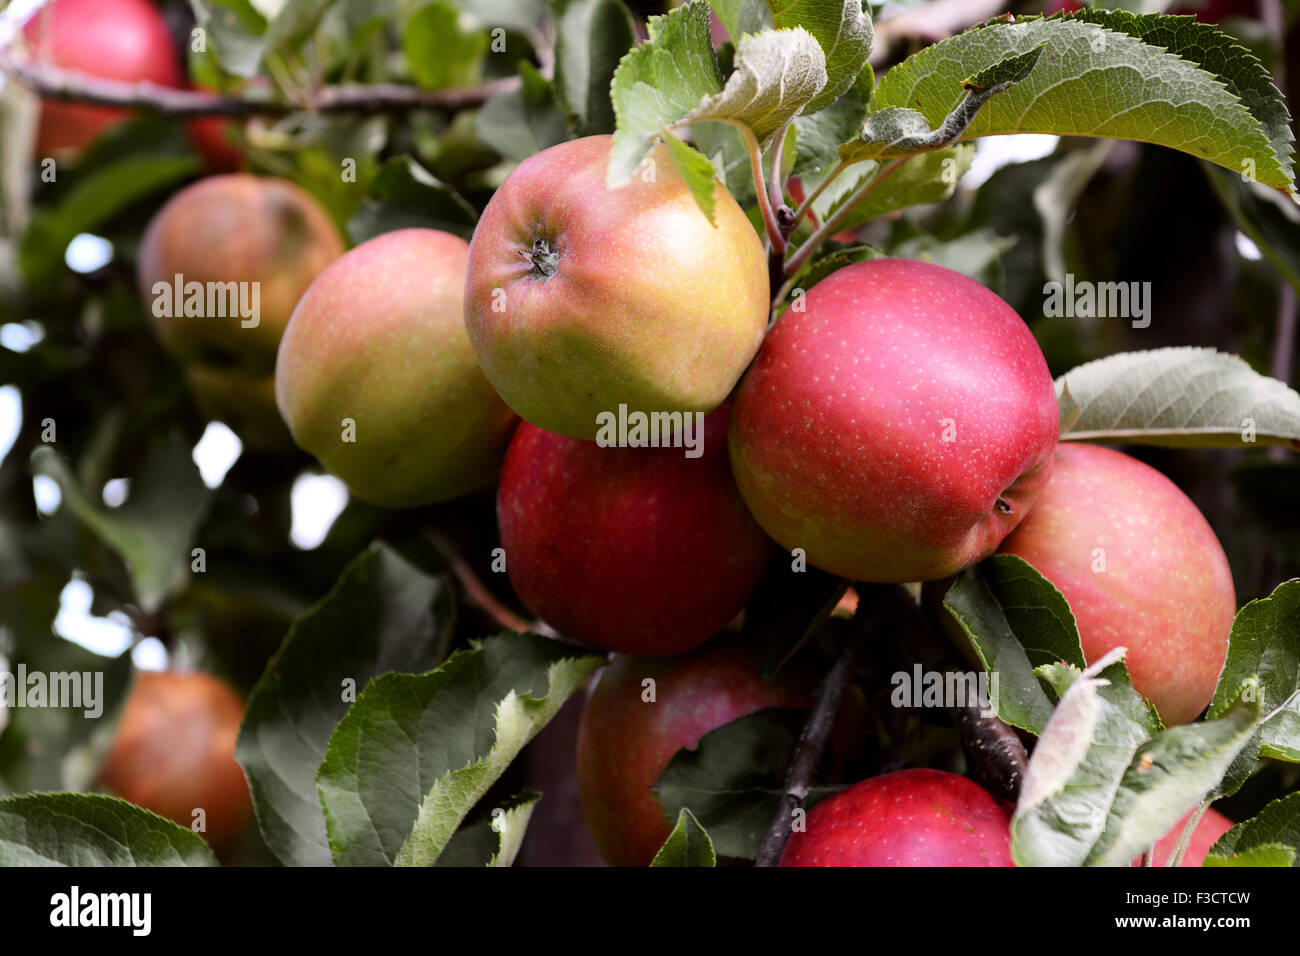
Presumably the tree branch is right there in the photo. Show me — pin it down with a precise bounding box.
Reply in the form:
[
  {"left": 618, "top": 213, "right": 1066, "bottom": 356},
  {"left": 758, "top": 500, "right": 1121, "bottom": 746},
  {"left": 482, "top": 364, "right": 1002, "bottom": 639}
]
[
  {"left": 753, "top": 586, "right": 874, "bottom": 867},
  {"left": 0, "top": 53, "right": 519, "bottom": 116}
]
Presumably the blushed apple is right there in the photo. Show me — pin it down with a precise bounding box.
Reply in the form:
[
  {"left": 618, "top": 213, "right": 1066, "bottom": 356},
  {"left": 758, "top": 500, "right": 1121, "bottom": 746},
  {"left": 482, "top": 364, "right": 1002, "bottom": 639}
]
[
  {"left": 463, "top": 134, "right": 768, "bottom": 440},
  {"left": 137, "top": 173, "right": 343, "bottom": 374},
  {"left": 576, "top": 637, "right": 813, "bottom": 867},
  {"left": 497, "top": 405, "right": 771, "bottom": 655},
  {"left": 276, "top": 228, "right": 517, "bottom": 507},
  {"left": 779, "top": 768, "right": 1013, "bottom": 866},
  {"left": 998, "top": 443, "right": 1235, "bottom": 726},
  {"left": 23, "top": 0, "right": 183, "bottom": 156},
  {"left": 99, "top": 671, "right": 253, "bottom": 852},
  {"left": 729, "top": 258, "right": 1059, "bottom": 584}
]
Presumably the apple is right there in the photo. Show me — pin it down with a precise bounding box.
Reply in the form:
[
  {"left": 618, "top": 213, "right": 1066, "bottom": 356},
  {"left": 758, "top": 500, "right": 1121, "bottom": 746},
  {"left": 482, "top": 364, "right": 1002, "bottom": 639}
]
[
  {"left": 463, "top": 134, "right": 769, "bottom": 440},
  {"left": 779, "top": 768, "right": 1013, "bottom": 866},
  {"left": 276, "top": 228, "right": 518, "bottom": 507},
  {"left": 23, "top": 0, "right": 183, "bottom": 156},
  {"left": 1132, "top": 808, "right": 1234, "bottom": 867},
  {"left": 138, "top": 174, "right": 343, "bottom": 374},
  {"left": 497, "top": 405, "right": 771, "bottom": 655},
  {"left": 576, "top": 636, "right": 814, "bottom": 867},
  {"left": 99, "top": 671, "right": 253, "bottom": 852},
  {"left": 998, "top": 443, "right": 1235, "bottom": 726},
  {"left": 729, "top": 258, "right": 1059, "bottom": 584}
]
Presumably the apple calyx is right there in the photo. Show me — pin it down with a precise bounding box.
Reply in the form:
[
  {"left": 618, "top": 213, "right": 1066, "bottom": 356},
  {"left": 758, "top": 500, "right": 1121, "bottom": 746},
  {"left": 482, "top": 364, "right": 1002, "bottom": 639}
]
[{"left": 521, "top": 237, "right": 560, "bottom": 278}]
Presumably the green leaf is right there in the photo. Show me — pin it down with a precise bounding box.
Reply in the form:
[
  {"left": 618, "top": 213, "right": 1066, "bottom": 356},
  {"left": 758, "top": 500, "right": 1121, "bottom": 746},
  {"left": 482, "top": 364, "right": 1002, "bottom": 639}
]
[
  {"left": 653, "top": 708, "right": 838, "bottom": 860},
  {"left": 683, "top": 28, "right": 828, "bottom": 144},
  {"left": 435, "top": 790, "right": 541, "bottom": 867},
  {"left": 767, "top": 0, "right": 873, "bottom": 114},
  {"left": 1209, "top": 791, "right": 1300, "bottom": 865},
  {"left": 609, "top": 2, "right": 723, "bottom": 185},
  {"left": 448, "top": 0, "right": 547, "bottom": 34},
  {"left": 551, "top": 0, "right": 637, "bottom": 135},
  {"left": 477, "top": 61, "right": 570, "bottom": 162},
  {"left": 809, "top": 145, "right": 974, "bottom": 234},
  {"left": 30, "top": 436, "right": 209, "bottom": 615},
  {"left": 0, "top": 793, "right": 218, "bottom": 866},
  {"left": 403, "top": 2, "right": 489, "bottom": 90},
  {"left": 236, "top": 545, "right": 454, "bottom": 867},
  {"left": 1012, "top": 651, "right": 1160, "bottom": 867},
  {"left": 1205, "top": 162, "right": 1300, "bottom": 295},
  {"left": 940, "top": 555, "right": 1087, "bottom": 735},
  {"left": 1056, "top": 348, "right": 1300, "bottom": 449},
  {"left": 346, "top": 156, "right": 478, "bottom": 245},
  {"left": 1068, "top": 8, "right": 1293, "bottom": 184},
  {"left": 651, "top": 808, "right": 717, "bottom": 866},
  {"left": 203, "top": 0, "right": 270, "bottom": 77},
  {"left": 19, "top": 154, "right": 198, "bottom": 291},
  {"left": 316, "top": 632, "right": 603, "bottom": 866},
  {"left": 692, "top": 122, "right": 756, "bottom": 205},
  {"left": 708, "top": 0, "right": 771, "bottom": 40},
  {"left": 1203, "top": 843, "right": 1296, "bottom": 867},
  {"left": 661, "top": 131, "right": 720, "bottom": 225},
  {"left": 792, "top": 88, "right": 867, "bottom": 177},
  {"left": 887, "top": 228, "right": 1017, "bottom": 282},
  {"left": 1208, "top": 580, "right": 1300, "bottom": 763},
  {"left": 1084, "top": 690, "right": 1262, "bottom": 866},
  {"left": 867, "top": 16, "right": 1292, "bottom": 190}
]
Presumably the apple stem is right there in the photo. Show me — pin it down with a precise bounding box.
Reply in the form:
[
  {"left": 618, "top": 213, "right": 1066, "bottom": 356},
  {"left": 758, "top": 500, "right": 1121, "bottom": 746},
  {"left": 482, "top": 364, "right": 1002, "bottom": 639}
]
[
  {"left": 427, "top": 529, "right": 533, "bottom": 634},
  {"left": 1165, "top": 799, "right": 1210, "bottom": 867}
]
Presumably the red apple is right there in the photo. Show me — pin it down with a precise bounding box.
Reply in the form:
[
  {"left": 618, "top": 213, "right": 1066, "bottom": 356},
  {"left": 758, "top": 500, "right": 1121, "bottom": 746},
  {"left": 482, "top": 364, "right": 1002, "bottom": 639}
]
[
  {"left": 463, "top": 134, "right": 769, "bottom": 440},
  {"left": 998, "top": 443, "right": 1235, "bottom": 726},
  {"left": 1132, "top": 808, "right": 1234, "bottom": 866},
  {"left": 99, "top": 671, "right": 253, "bottom": 852},
  {"left": 576, "top": 637, "right": 813, "bottom": 867},
  {"left": 779, "top": 768, "right": 1013, "bottom": 866},
  {"left": 23, "top": 0, "right": 183, "bottom": 156},
  {"left": 277, "top": 229, "right": 518, "bottom": 507},
  {"left": 498, "top": 405, "right": 771, "bottom": 655},
  {"left": 729, "top": 258, "right": 1059, "bottom": 584}
]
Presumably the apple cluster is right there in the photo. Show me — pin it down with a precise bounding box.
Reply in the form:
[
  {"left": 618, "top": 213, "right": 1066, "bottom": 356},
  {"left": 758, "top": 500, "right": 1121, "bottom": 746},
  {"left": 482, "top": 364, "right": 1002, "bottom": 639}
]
[{"left": 30, "top": 0, "right": 1240, "bottom": 864}]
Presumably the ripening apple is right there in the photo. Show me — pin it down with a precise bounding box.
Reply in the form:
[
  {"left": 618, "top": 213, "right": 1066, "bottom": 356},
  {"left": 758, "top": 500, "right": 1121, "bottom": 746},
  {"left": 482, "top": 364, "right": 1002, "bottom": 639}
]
[
  {"left": 1132, "top": 808, "right": 1234, "bottom": 867},
  {"left": 497, "top": 406, "right": 771, "bottom": 655},
  {"left": 23, "top": 0, "right": 184, "bottom": 156},
  {"left": 138, "top": 174, "right": 343, "bottom": 371},
  {"left": 276, "top": 229, "right": 518, "bottom": 507},
  {"left": 463, "top": 134, "right": 769, "bottom": 440},
  {"left": 779, "top": 769, "right": 1013, "bottom": 866},
  {"left": 998, "top": 443, "right": 1235, "bottom": 726},
  {"left": 137, "top": 175, "right": 342, "bottom": 448},
  {"left": 99, "top": 671, "right": 253, "bottom": 852},
  {"left": 576, "top": 637, "right": 814, "bottom": 867},
  {"left": 729, "top": 258, "right": 1059, "bottom": 584}
]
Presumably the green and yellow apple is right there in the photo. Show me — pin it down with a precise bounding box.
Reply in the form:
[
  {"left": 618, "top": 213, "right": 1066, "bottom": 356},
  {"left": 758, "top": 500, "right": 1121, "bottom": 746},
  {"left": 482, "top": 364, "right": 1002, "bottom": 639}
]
[
  {"left": 464, "top": 134, "right": 768, "bottom": 440},
  {"left": 276, "top": 228, "right": 517, "bottom": 507}
]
